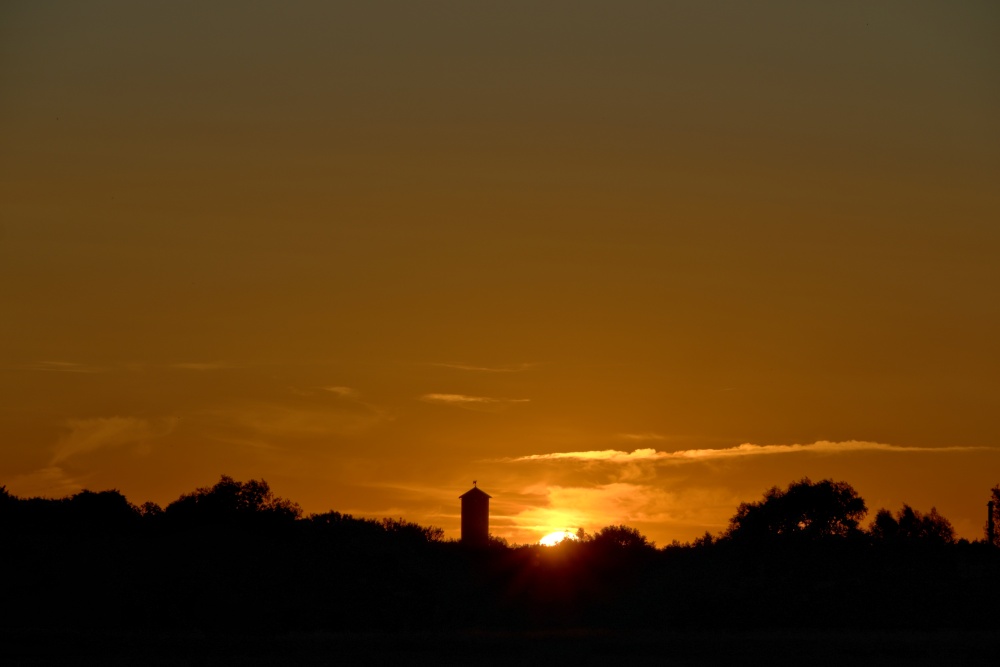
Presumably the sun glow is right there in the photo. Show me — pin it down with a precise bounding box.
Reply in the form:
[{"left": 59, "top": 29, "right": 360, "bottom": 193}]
[{"left": 539, "top": 531, "right": 579, "bottom": 547}]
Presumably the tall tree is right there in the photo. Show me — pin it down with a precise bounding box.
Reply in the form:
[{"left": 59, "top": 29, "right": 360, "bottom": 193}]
[{"left": 726, "top": 478, "right": 867, "bottom": 542}]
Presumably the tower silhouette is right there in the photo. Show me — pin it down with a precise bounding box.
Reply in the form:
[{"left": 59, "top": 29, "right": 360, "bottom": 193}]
[{"left": 460, "top": 482, "right": 491, "bottom": 546}]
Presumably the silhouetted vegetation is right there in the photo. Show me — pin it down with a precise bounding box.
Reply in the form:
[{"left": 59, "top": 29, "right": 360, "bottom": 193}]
[
  {"left": 988, "top": 484, "right": 1000, "bottom": 547},
  {"left": 726, "top": 477, "right": 867, "bottom": 542},
  {"left": 870, "top": 504, "right": 955, "bottom": 545},
  {"left": 2, "top": 474, "right": 999, "bottom": 645},
  {"left": 591, "top": 523, "right": 656, "bottom": 550},
  {"left": 163, "top": 474, "right": 301, "bottom": 529}
]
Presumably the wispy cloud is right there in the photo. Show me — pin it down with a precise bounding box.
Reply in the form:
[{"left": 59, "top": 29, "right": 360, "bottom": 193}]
[
  {"left": 205, "top": 434, "right": 280, "bottom": 451},
  {"left": 52, "top": 417, "right": 177, "bottom": 463},
  {"left": 28, "top": 361, "right": 105, "bottom": 373},
  {"left": 420, "top": 393, "right": 530, "bottom": 412},
  {"left": 429, "top": 362, "right": 536, "bottom": 373},
  {"left": 22, "top": 361, "right": 241, "bottom": 373},
  {"left": 513, "top": 448, "right": 664, "bottom": 462},
  {"left": 617, "top": 433, "right": 667, "bottom": 442},
  {"left": 170, "top": 361, "right": 235, "bottom": 371},
  {"left": 510, "top": 441, "right": 986, "bottom": 464},
  {"left": 214, "top": 401, "right": 392, "bottom": 440},
  {"left": 4, "top": 466, "right": 84, "bottom": 499},
  {"left": 323, "top": 386, "right": 358, "bottom": 398},
  {"left": 500, "top": 483, "right": 737, "bottom": 545}
]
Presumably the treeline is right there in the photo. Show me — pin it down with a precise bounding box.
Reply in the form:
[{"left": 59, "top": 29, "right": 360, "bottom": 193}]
[{"left": 2, "top": 476, "right": 999, "bottom": 633}]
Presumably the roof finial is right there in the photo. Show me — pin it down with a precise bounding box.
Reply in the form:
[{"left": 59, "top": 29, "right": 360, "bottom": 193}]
[{"left": 473, "top": 480, "right": 477, "bottom": 487}]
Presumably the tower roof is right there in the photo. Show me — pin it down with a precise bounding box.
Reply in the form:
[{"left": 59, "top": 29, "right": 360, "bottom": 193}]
[{"left": 460, "top": 485, "right": 491, "bottom": 499}]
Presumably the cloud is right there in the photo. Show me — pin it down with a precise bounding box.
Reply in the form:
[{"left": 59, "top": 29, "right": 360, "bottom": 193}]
[
  {"left": 170, "top": 362, "right": 235, "bottom": 371},
  {"left": 618, "top": 433, "right": 667, "bottom": 442},
  {"left": 492, "top": 441, "right": 1000, "bottom": 545},
  {"left": 28, "top": 361, "right": 105, "bottom": 373},
  {"left": 323, "top": 386, "right": 358, "bottom": 398},
  {"left": 510, "top": 441, "right": 986, "bottom": 464},
  {"left": 420, "top": 393, "right": 531, "bottom": 412},
  {"left": 204, "top": 435, "right": 280, "bottom": 451},
  {"left": 430, "top": 362, "right": 536, "bottom": 373},
  {"left": 506, "top": 483, "right": 666, "bottom": 532},
  {"left": 52, "top": 417, "right": 177, "bottom": 464},
  {"left": 216, "top": 401, "right": 391, "bottom": 440},
  {"left": 514, "top": 448, "right": 663, "bottom": 462},
  {"left": 4, "top": 466, "right": 84, "bottom": 499},
  {"left": 500, "top": 483, "right": 739, "bottom": 545}
]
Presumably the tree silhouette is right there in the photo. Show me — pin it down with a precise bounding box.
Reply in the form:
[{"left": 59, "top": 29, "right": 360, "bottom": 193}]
[
  {"left": 726, "top": 478, "right": 867, "bottom": 541},
  {"left": 66, "top": 489, "right": 140, "bottom": 535},
  {"left": 0, "top": 485, "right": 14, "bottom": 533},
  {"left": 164, "top": 475, "right": 301, "bottom": 527},
  {"left": 988, "top": 485, "right": 1000, "bottom": 546},
  {"left": 138, "top": 501, "right": 163, "bottom": 518},
  {"left": 379, "top": 517, "right": 444, "bottom": 543},
  {"left": 869, "top": 504, "right": 955, "bottom": 544},
  {"left": 592, "top": 524, "right": 653, "bottom": 549},
  {"left": 0, "top": 484, "right": 12, "bottom": 511}
]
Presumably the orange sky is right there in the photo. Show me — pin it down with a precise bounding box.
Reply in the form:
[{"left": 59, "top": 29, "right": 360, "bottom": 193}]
[{"left": 2, "top": 1, "right": 999, "bottom": 545}]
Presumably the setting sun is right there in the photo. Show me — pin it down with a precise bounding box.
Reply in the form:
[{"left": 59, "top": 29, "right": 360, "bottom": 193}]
[{"left": 539, "top": 531, "right": 579, "bottom": 547}]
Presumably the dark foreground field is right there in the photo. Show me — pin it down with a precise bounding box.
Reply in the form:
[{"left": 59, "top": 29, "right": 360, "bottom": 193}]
[{"left": 4, "top": 629, "right": 998, "bottom": 667}]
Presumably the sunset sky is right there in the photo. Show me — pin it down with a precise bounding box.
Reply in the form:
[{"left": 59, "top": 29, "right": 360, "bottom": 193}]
[{"left": 3, "top": 1, "right": 999, "bottom": 545}]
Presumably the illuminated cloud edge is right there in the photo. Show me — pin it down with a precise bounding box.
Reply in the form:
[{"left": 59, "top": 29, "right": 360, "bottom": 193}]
[
  {"left": 510, "top": 441, "right": 987, "bottom": 463},
  {"left": 420, "top": 393, "right": 530, "bottom": 409}
]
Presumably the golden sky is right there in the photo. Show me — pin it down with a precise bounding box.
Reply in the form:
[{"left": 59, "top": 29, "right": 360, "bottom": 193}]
[{"left": 2, "top": 1, "right": 999, "bottom": 545}]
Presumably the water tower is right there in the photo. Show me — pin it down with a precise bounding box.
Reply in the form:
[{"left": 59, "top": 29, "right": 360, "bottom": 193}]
[{"left": 460, "top": 481, "right": 491, "bottom": 546}]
